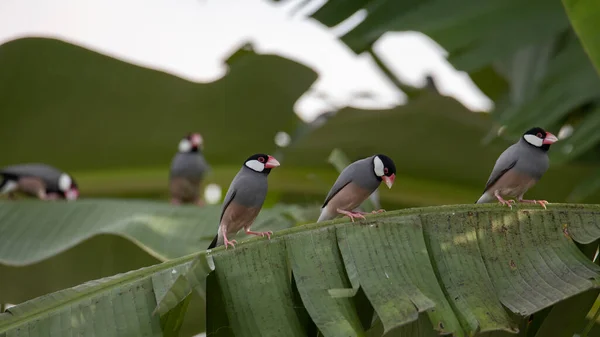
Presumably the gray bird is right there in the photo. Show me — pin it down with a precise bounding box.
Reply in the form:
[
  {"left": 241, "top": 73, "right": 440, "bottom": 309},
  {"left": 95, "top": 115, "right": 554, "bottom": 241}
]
[
  {"left": 207, "top": 153, "right": 280, "bottom": 249},
  {"left": 476, "top": 127, "right": 559, "bottom": 209},
  {"left": 169, "top": 133, "right": 210, "bottom": 206},
  {"left": 0, "top": 163, "right": 79, "bottom": 201},
  {"left": 317, "top": 154, "right": 396, "bottom": 223}
]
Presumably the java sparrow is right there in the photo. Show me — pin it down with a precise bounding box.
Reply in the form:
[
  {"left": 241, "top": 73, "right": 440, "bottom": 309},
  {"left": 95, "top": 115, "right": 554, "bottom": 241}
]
[
  {"left": 317, "top": 154, "right": 396, "bottom": 222},
  {"left": 476, "top": 127, "right": 559, "bottom": 209},
  {"left": 0, "top": 163, "right": 79, "bottom": 200},
  {"left": 169, "top": 133, "right": 210, "bottom": 206},
  {"left": 207, "top": 153, "right": 280, "bottom": 249}
]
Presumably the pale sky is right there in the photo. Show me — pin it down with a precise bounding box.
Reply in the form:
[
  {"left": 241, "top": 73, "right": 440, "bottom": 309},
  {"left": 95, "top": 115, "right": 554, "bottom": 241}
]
[{"left": 0, "top": 0, "right": 494, "bottom": 122}]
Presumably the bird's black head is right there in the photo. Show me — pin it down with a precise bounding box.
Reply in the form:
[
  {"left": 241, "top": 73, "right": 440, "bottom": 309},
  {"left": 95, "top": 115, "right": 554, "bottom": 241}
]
[
  {"left": 178, "top": 132, "right": 203, "bottom": 153},
  {"left": 373, "top": 154, "right": 397, "bottom": 189},
  {"left": 243, "top": 153, "right": 280, "bottom": 174},
  {"left": 522, "top": 127, "right": 559, "bottom": 152}
]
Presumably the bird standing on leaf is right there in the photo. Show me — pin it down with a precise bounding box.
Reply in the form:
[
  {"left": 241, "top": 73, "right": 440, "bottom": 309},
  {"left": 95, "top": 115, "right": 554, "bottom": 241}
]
[
  {"left": 208, "top": 153, "right": 280, "bottom": 249},
  {"left": 476, "top": 127, "right": 559, "bottom": 209},
  {"left": 317, "top": 154, "right": 397, "bottom": 222},
  {"left": 169, "top": 133, "right": 210, "bottom": 206},
  {"left": 0, "top": 163, "right": 79, "bottom": 201}
]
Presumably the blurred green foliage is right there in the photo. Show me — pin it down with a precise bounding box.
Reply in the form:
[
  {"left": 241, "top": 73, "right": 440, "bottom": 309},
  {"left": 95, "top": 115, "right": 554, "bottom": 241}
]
[
  {"left": 1, "top": 37, "right": 599, "bottom": 209},
  {"left": 0, "top": 37, "right": 315, "bottom": 170}
]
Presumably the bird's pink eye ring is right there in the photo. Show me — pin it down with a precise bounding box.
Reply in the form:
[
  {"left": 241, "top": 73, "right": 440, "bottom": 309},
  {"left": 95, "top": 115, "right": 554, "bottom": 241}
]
[
  {"left": 258, "top": 157, "right": 265, "bottom": 163},
  {"left": 536, "top": 133, "right": 543, "bottom": 138},
  {"left": 384, "top": 168, "right": 389, "bottom": 174}
]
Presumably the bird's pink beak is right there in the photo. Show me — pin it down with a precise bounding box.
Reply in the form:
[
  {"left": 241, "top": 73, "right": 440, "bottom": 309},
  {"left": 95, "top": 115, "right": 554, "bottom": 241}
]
[
  {"left": 65, "top": 188, "right": 79, "bottom": 201},
  {"left": 191, "top": 133, "right": 203, "bottom": 148},
  {"left": 265, "top": 155, "right": 280, "bottom": 169},
  {"left": 543, "top": 132, "right": 559, "bottom": 145},
  {"left": 382, "top": 174, "right": 395, "bottom": 189}
]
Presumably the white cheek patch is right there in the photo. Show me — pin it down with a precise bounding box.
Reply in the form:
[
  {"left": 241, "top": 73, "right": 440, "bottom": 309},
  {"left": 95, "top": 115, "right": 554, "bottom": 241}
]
[
  {"left": 524, "top": 134, "right": 543, "bottom": 147},
  {"left": 245, "top": 160, "right": 264, "bottom": 172},
  {"left": 373, "top": 156, "right": 385, "bottom": 177},
  {"left": 178, "top": 139, "right": 192, "bottom": 152},
  {"left": 58, "top": 174, "right": 72, "bottom": 191},
  {"left": 0, "top": 180, "right": 17, "bottom": 194}
]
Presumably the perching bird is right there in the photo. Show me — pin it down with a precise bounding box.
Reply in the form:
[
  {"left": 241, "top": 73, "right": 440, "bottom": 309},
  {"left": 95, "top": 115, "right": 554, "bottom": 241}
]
[
  {"left": 476, "top": 127, "right": 559, "bottom": 209},
  {"left": 207, "top": 153, "right": 280, "bottom": 249},
  {"left": 0, "top": 163, "right": 79, "bottom": 201},
  {"left": 317, "top": 154, "right": 396, "bottom": 223},
  {"left": 169, "top": 133, "right": 210, "bottom": 206}
]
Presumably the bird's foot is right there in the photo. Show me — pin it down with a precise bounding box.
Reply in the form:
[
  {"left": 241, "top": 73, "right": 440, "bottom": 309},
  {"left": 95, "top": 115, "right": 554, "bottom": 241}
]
[
  {"left": 245, "top": 230, "right": 273, "bottom": 240},
  {"left": 223, "top": 237, "right": 238, "bottom": 249},
  {"left": 519, "top": 199, "right": 549, "bottom": 209},
  {"left": 372, "top": 209, "right": 386, "bottom": 214},
  {"left": 494, "top": 191, "right": 515, "bottom": 209},
  {"left": 336, "top": 209, "right": 366, "bottom": 222}
]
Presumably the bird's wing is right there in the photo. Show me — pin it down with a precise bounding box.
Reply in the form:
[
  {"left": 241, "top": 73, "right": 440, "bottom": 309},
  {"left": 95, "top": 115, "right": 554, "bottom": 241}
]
[
  {"left": 322, "top": 175, "right": 353, "bottom": 208},
  {"left": 219, "top": 188, "right": 237, "bottom": 223},
  {"left": 483, "top": 147, "right": 519, "bottom": 193}
]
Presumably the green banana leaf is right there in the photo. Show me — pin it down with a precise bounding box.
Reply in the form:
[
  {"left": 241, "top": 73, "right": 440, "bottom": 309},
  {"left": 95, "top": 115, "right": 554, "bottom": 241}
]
[
  {"left": 562, "top": 0, "right": 600, "bottom": 77},
  {"left": 0, "top": 250, "right": 204, "bottom": 337},
  {"left": 0, "top": 199, "right": 310, "bottom": 305},
  {"left": 152, "top": 203, "right": 600, "bottom": 337},
  {"left": 0, "top": 199, "right": 307, "bottom": 266}
]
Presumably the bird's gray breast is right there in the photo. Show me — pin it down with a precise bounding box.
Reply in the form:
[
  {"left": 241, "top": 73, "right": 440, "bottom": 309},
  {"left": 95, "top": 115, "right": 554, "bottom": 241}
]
[
  {"left": 349, "top": 158, "right": 380, "bottom": 192},
  {"left": 170, "top": 153, "right": 207, "bottom": 180},
  {"left": 231, "top": 168, "right": 269, "bottom": 208},
  {"left": 513, "top": 143, "right": 549, "bottom": 180}
]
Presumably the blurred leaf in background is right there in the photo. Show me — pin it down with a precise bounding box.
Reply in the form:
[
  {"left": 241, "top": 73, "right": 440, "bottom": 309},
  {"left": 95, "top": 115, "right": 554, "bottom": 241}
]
[{"left": 286, "top": 0, "right": 600, "bottom": 200}]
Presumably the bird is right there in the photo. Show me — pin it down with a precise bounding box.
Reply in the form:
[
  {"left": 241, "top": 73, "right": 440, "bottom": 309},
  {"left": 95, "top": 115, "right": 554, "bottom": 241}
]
[
  {"left": 207, "top": 153, "right": 280, "bottom": 249},
  {"left": 0, "top": 163, "right": 79, "bottom": 201},
  {"left": 476, "top": 127, "right": 559, "bottom": 209},
  {"left": 317, "top": 154, "right": 397, "bottom": 223},
  {"left": 169, "top": 133, "right": 210, "bottom": 206}
]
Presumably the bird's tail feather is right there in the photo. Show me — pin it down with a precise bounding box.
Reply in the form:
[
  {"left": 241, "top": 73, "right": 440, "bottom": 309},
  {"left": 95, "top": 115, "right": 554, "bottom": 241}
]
[
  {"left": 207, "top": 234, "right": 218, "bottom": 249},
  {"left": 476, "top": 191, "right": 494, "bottom": 204},
  {"left": 317, "top": 207, "right": 335, "bottom": 223}
]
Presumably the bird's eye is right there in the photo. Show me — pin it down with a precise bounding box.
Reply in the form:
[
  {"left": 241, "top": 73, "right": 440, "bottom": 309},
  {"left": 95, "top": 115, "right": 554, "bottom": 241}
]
[
  {"left": 536, "top": 133, "right": 543, "bottom": 138},
  {"left": 384, "top": 168, "right": 389, "bottom": 174},
  {"left": 258, "top": 157, "right": 265, "bottom": 163}
]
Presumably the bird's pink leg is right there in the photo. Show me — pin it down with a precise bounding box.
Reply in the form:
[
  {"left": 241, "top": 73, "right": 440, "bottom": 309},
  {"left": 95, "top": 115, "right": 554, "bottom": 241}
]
[
  {"left": 336, "top": 208, "right": 366, "bottom": 222},
  {"left": 494, "top": 191, "right": 515, "bottom": 209},
  {"left": 45, "top": 193, "right": 61, "bottom": 200},
  {"left": 518, "top": 198, "right": 549, "bottom": 209},
  {"left": 222, "top": 228, "right": 237, "bottom": 249},
  {"left": 245, "top": 229, "right": 273, "bottom": 240},
  {"left": 37, "top": 190, "right": 48, "bottom": 201}
]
